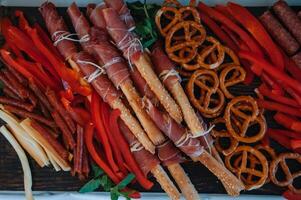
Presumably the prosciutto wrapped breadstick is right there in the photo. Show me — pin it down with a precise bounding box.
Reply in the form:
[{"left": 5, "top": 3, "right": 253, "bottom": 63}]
[
  {"left": 97, "top": 7, "right": 182, "bottom": 124},
  {"left": 151, "top": 43, "right": 223, "bottom": 164},
  {"left": 130, "top": 65, "right": 199, "bottom": 200},
  {"left": 118, "top": 120, "right": 181, "bottom": 200},
  {"left": 72, "top": 52, "right": 155, "bottom": 153},
  {"left": 144, "top": 99, "right": 245, "bottom": 196},
  {"left": 68, "top": 3, "right": 165, "bottom": 146}
]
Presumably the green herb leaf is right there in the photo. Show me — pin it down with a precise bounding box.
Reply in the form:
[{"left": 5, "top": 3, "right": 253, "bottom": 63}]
[
  {"left": 92, "top": 164, "right": 104, "bottom": 178},
  {"left": 116, "top": 173, "right": 135, "bottom": 190},
  {"left": 110, "top": 190, "right": 120, "bottom": 200},
  {"left": 79, "top": 179, "right": 101, "bottom": 193},
  {"left": 100, "top": 175, "right": 114, "bottom": 192}
]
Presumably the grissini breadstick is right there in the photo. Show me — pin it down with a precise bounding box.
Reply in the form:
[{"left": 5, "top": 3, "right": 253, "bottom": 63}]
[
  {"left": 68, "top": 2, "right": 165, "bottom": 146},
  {"left": 144, "top": 99, "right": 245, "bottom": 196},
  {"left": 101, "top": 8, "right": 183, "bottom": 124},
  {"left": 119, "top": 120, "right": 181, "bottom": 200}
]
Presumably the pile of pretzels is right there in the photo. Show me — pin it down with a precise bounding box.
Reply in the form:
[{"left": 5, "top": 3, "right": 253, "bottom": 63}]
[{"left": 156, "top": 0, "right": 301, "bottom": 194}]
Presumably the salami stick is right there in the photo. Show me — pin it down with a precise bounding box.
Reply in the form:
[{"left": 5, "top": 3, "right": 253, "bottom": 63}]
[
  {"left": 3, "top": 87, "right": 20, "bottom": 100},
  {"left": 4, "top": 105, "right": 56, "bottom": 128},
  {"left": 260, "top": 11, "right": 299, "bottom": 55},
  {"left": 291, "top": 51, "right": 301, "bottom": 69},
  {"left": 273, "top": 0, "right": 301, "bottom": 44},
  {"left": 28, "top": 79, "right": 53, "bottom": 112},
  {"left": 0, "top": 96, "right": 34, "bottom": 112}
]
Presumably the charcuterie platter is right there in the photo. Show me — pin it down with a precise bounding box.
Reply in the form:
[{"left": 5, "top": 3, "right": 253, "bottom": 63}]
[{"left": 0, "top": 1, "right": 301, "bottom": 199}]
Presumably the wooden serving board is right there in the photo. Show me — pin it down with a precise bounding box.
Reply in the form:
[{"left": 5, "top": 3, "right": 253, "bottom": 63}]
[{"left": 0, "top": 6, "right": 299, "bottom": 195}]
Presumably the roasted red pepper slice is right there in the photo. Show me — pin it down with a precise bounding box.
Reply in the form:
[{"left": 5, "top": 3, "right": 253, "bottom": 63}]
[
  {"left": 291, "top": 140, "right": 301, "bottom": 149},
  {"left": 28, "top": 28, "right": 91, "bottom": 96},
  {"left": 267, "top": 129, "right": 292, "bottom": 150},
  {"left": 91, "top": 92, "right": 119, "bottom": 174},
  {"left": 239, "top": 51, "right": 301, "bottom": 95},
  {"left": 261, "top": 73, "right": 283, "bottom": 95},
  {"left": 227, "top": 2, "right": 284, "bottom": 70},
  {"left": 84, "top": 122, "right": 120, "bottom": 184},
  {"left": 274, "top": 112, "right": 301, "bottom": 133},
  {"left": 257, "top": 99, "right": 301, "bottom": 117},
  {"left": 101, "top": 102, "right": 128, "bottom": 177},
  {"left": 109, "top": 109, "right": 154, "bottom": 190},
  {"left": 283, "top": 190, "right": 301, "bottom": 200},
  {"left": 268, "top": 129, "right": 301, "bottom": 140},
  {"left": 198, "top": 12, "right": 238, "bottom": 52},
  {"left": 198, "top": 2, "right": 264, "bottom": 56}
]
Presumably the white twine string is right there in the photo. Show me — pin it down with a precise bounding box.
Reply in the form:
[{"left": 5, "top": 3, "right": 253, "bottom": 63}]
[
  {"left": 76, "top": 60, "right": 106, "bottom": 83},
  {"left": 119, "top": 3, "right": 135, "bottom": 30},
  {"left": 107, "top": 27, "right": 143, "bottom": 70},
  {"left": 130, "top": 141, "right": 144, "bottom": 152},
  {"left": 159, "top": 69, "right": 182, "bottom": 83},
  {"left": 52, "top": 31, "right": 90, "bottom": 46},
  {"left": 157, "top": 140, "right": 180, "bottom": 162},
  {"left": 102, "top": 57, "right": 124, "bottom": 69}
]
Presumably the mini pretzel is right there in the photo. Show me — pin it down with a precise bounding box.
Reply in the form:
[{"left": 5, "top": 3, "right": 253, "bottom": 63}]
[
  {"left": 224, "top": 96, "right": 266, "bottom": 143},
  {"left": 162, "top": 0, "right": 182, "bottom": 7},
  {"left": 270, "top": 153, "right": 301, "bottom": 194},
  {"left": 156, "top": 6, "right": 181, "bottom": 37},
  {"left": 197, "top": 37, "right": 225, "bottom": 69},
  {"left": 219, "top": 64, "right": 246, "bottom": 99},
  {"left": 225, "top": 146, "right": 268, "bottom": 190},
  {"left": 179, "top": 6, "right": 200, "bottom": 23},
  {"left": 166, "top": 21, "right": 206, "bottom": 64},
  {"left": 187, "top": 69, "right": 225, "bottom": 117},
  {"left": 211, "top": 118, "right": 238, "bottom": 156},
  {"left": 233, "top": 144, "right": 276, "bottom": 184}
]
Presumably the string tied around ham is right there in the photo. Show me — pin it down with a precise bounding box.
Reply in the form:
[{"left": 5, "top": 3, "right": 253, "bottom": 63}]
[
  {"left": 159, "top": 69, "right": 182, "bottom": 83},
  {"left": 76, "top": 60, "right": 106, "bottom": 83},
  {"left": 119, "top": 4, "right": 136, "bottom": 31},
  {"left": 107, "top": 27, "right": 143, "bottom": 70},
  {"left": 52, "top": 31, "right": 90, "bottom": 46},
  {"left": 130, "top": 141, "right": 144, "bottom": 152}
]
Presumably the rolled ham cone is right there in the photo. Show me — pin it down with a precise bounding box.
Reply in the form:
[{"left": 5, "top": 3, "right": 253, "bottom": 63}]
[
  {"left": 39, "top": 2, "right": 77, "bottom": 60},
  {"left": 103, "top": 0, "right": 136, "bottom": 30},
  {"left": 144, "top": 98, "right": 245, "bottom": 196},
  {"left": 72, "top": 51, "right": 155, "bottom": 154},
  {"left": 151, "top": 42, "right": 223, "bottom": 164},
  {"left": 101, "top": 7, "right": 183, "bottom": 124},
  {"left": 118, "top": 120, "right": 181, "bottom": 200}
]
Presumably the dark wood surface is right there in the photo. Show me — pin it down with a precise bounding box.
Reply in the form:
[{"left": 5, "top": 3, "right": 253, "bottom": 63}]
[{"left": 0, "top": 5, "right": 299, "bottom": 195}]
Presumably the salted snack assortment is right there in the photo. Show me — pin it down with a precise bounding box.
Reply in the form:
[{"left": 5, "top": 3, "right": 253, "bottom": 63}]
[{"left": 0, "top": 0, "right": 301, "bottom": 199}]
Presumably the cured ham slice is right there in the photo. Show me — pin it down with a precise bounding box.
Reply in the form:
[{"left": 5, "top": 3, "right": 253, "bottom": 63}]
[
  {"left": 104, "top": 0, "right": 135, "bottom": 30},
  {"left": 68, "top": 3, "right": 164, "bottom": 146},
  {"left": 39, "top": 2, "right": 77, "bottom": 60},
  {"left": 118, "top": 120, "right": 181, "bottom": 200},
  {"left": 87, "top": 3, "right": 107, "bottom": 29},
  {"left": 157, "top": 140, "right": 186, "bottom": 166},
  {"left": 101, "top": 8, "right": 183, "bottom": 124}
]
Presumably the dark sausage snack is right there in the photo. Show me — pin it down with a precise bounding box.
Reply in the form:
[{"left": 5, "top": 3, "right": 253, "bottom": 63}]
[
  {"left": 273, "top": 0, "right": 301, "bottom": 44},
  {"left": 260, "top": 11, "right": 300, "bottom": 55}
]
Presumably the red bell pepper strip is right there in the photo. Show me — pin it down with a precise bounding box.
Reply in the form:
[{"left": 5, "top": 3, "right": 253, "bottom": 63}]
[
  {"left": 16, "top": 57, "right": 60, "bottom": 91},
  {"left": 100, "top": 101, "right": 128, "bottom": 177},
  {"left": 0, "top": 49, "right": 45, "bottom": 90},
  {"left": 84, "top": 122, "right": 120, "bottom": 184},
  {"left": 274, "top": 112, "right": 301, "bottom": 132},
  {"left": 291, "top": 139, "right": 301, "bottom": 149},
  {"left": 198, "top": 2, "right": 264, "bottom": 57},
  {"left": 227, "top": 2, "right": 284, "bottom": 70},
  {"left": 257, "top": 99, "right": 301, "bottom": 117},
  {"left": 268, "top": 129, "right": 301, "bottom": 139},
  {"left": 214, "top": 5, "right": 237, "bottom": 22},
  {"left": 283, "top": 190, "right": 301, "bottom": 200},
  {"left": 28, "top": 28, "right": 91, "bottom": 96},
  {"left": 91, "top": 92, "right": 119, "bottom": 173},
  {"left": 261, "top": 73, "right": 283, "bottom": 95},
  {"left": 285, "top": 56, "right": 301, "bottom": 81},
  {"left": 198, "top": 12, "right": 238, "bottom": 52},
  {"left": 258, "top": 84, "right": 299, "bottom": 107},
  {"left": 109, "top": 109, "right": 154, "bottom": 190},
  {"left": 261, "top": 133, "right": 270, "bottom": 146},
  {"left": 267, "top": 129, "right": 292, "bottom": 150},
  {"left": 34, "top": 23, "right": 64, "bottom": 61},
  {"left": 220, "top": 25, "right": 242, "bottom": 49},
  {"left": 239, "top": 51, "right": 301, "bottom": 94},
  {"left": 15, "top": 10, "right": 31, "bottom": 33}
]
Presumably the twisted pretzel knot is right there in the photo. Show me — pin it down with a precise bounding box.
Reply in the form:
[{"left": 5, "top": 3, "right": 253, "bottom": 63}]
[
  {"left": 270, "top": 153, "right": 301, "bottom": 194},
  {"left": 165, "top": 21, "right": 206, "bottom": 64},
  {"left": 219, "top": 64, "right": 246, "bottom": 99},
  {"left": 225, "top": 146, "right": 268, "bottom": 190},
  {"left": 224, "top": 96, "right": 266, "bottom": 143},
  {"left": 233, "top": 144, "right": 276, "bottom": 184},
  {"left": 211, "top": 118, "right": 238, "bottom": 156},
  {"left": 187, "top": 69, "right": 225, "bottom": 118}
]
